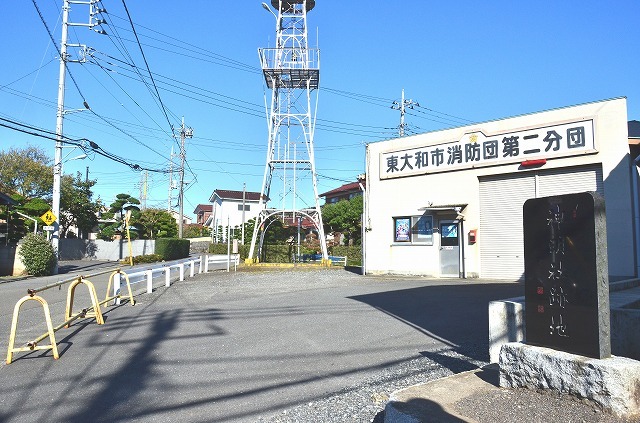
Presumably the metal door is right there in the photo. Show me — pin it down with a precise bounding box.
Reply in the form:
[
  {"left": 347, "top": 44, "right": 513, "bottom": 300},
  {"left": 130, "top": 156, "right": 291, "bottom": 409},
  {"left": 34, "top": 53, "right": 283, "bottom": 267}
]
[{"left": 439, "top": 220, "right": 460, "bottom": 277}]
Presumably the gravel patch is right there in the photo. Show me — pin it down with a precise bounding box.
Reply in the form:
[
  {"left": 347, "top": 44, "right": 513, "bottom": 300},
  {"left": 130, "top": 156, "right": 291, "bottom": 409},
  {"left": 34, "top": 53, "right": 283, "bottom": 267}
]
[{"left": 256, "top": 349, "right": 486, "bottom": 423}]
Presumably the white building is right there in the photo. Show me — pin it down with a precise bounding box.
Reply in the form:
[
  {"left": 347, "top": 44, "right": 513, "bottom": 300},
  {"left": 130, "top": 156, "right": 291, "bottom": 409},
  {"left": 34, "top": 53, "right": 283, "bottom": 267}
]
[
  {"left": 364, "top": 98, "right": 635, "bottom": 281},
  {"left": 207, "top": 189, "right": 267, "bottom": 241}
]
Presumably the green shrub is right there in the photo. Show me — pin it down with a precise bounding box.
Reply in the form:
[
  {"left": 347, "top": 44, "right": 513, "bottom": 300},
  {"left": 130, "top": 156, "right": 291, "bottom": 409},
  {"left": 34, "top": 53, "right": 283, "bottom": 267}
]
[
  {"left": 208, "top": 243, "right": 250, "bottom": 259},
  {"left": 121, "top": 254, "right": 164, "bottom": 265},
  {"left": 155, "top": 238, "right": 190, "bottom": 260},
  {"left": 330, "top": 245, "right": 362, "bottom": 266},
  {"left": 18, "top": 233, "right": 57, "bottom": 276}
]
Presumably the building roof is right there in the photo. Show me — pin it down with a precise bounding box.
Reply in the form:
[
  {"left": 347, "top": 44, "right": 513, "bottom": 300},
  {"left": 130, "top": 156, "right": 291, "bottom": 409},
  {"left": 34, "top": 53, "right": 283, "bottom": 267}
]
[
  {"left": 209, "top": 189, "right": 267, "bottom": 202},
  {"left": 193, "top": 204, "right": 213, "bottom": 214},
  {"left": 0, "top": 192, "right": 17, "bottom": 206},
  {"left": 629, "top": 120, "right": 640, "bottom": 139},
  {"left": 319, "top": 181, "right": 365, "bottom": 198}
]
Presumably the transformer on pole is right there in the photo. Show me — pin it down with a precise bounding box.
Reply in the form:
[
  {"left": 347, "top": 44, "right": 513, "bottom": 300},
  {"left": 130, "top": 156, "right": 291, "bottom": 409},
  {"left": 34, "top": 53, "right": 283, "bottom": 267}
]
[{"left": 248, "top": 0, "right": 328, "bottom": 263}]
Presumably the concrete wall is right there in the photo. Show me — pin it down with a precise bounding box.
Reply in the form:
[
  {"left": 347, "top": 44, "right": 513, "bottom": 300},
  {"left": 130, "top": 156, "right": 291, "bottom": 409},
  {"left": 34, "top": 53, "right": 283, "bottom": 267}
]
[
  {"left": 0, "top": 245, "right": 22, "bottom": 276},
  {"left": 59, "top": 239, "right": 155, "bottom": 261}
]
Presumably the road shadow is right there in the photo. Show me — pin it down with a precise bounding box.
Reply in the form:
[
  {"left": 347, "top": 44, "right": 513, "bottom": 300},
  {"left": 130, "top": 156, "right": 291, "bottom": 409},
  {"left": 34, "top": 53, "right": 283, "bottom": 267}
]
[{"left": 349, "top": 282, "right": 523, "bottom": 362}]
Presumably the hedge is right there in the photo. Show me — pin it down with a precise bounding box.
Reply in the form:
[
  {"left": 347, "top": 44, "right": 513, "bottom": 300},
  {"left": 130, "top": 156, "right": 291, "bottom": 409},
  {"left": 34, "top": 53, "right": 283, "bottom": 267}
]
[
  {"left": 207, "top": 242, "right": 363, "bottom": 266},
  {"left": 18, "top": 233, "right": 57, "bottom": 276},
  {"left": 155, "top": 238, "right": 190, "bottom": 260}
]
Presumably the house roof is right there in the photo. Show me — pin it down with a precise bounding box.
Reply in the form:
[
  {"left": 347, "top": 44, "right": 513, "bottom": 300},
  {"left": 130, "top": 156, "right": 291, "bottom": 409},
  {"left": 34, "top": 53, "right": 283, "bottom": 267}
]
[
  {"left": 0, "top": 192, "right": 17, "bottom": 206},
  {"left": 193, "top": 204, "right": 213, "bottom": 214},
  {"left": 319, "top": 181, "right": 365, "bottom": 198},
  {"left": 629, "top": 120, "right": 640, "bottom": 139},
  {"left": 209, "top": 189, "right": 267, "bottom": 202}
]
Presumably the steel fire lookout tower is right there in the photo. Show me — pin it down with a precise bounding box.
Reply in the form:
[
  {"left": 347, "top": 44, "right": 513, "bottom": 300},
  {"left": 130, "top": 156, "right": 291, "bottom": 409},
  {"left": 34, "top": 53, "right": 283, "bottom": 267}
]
[{"left": 248, "top": 0, "right": 328, "bottom": 262}]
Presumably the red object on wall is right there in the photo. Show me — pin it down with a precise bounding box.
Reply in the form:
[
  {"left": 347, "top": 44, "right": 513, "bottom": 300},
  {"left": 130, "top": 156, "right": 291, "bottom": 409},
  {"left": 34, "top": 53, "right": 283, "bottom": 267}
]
[
  {"left": 521, "top": 158, "right": 547, "bottom": 167},
  {"left": 468, "top": 229, "right": 477, "bottom": 244}
]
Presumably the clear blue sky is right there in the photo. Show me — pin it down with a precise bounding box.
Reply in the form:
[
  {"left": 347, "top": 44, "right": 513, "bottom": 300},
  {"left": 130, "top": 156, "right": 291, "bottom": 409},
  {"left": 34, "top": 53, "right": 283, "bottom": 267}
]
[{"left": 1, "top": 0, "right": 638, "bottom": 219}]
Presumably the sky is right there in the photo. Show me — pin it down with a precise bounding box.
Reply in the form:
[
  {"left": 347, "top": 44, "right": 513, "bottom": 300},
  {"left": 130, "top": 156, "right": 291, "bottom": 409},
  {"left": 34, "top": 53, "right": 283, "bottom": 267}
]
[{"left": 1, "top": 0, "right": 639, "bottom": 220}]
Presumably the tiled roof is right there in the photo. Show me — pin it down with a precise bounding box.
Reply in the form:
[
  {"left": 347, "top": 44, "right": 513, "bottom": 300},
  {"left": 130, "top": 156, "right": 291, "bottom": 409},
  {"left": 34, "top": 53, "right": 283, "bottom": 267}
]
[
  {"left": 0, "top": 192, "right": 17, "bottom": 206},
  {"left": 629, "top": 120, "right": 640, "bottom": 138},
  {"left": 210, "top": 189, "right": 267, "bottom": 202},
  {"left": 193, "top": 204, "right": 213, "bottom": 214},
  {"left": 319, "top": 181, "right": 365, "bottom": 198}
]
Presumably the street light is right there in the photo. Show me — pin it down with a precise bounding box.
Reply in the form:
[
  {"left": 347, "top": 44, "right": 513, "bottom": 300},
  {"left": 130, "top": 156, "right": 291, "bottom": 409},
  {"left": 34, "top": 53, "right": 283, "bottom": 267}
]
[{"left": 261, "top": 2, "right": 278, "bottom": 19}]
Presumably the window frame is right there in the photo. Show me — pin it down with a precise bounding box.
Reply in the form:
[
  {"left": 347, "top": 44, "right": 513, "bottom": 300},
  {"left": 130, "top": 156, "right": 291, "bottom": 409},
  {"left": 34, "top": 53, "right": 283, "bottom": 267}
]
[{"left": 392, "top": 214, "right": 434, "bottom": 245}]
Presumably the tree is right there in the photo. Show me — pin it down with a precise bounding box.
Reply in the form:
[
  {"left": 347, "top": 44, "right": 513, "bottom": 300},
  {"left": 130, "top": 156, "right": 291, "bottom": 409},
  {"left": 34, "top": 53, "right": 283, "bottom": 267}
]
[
  {"left": 183, "top": 223, "right": 211, "bottom": 238},
  {"left": 98, "top": 193, "right": 141, "bottom": 240},
  {"left": 137, "top": 208, "right": 178, "bottom": 239},
  {"left": 0, "top": 145, "right": 52, "bottom": 199},
  {"left": 59, "top": 172, "right": 101, "bottom": 238},
  {"left": 4, "top": 194, "right": 51, "bottom": 243},
  {"left": 321, "top": 195, "right": 363, "bottom": 245}
]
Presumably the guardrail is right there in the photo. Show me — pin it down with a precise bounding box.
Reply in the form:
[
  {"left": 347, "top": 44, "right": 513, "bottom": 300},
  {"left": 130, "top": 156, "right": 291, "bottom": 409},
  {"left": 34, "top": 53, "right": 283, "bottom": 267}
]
[{"left": 6, "top": 254, "right": 238, "bottom": 364}]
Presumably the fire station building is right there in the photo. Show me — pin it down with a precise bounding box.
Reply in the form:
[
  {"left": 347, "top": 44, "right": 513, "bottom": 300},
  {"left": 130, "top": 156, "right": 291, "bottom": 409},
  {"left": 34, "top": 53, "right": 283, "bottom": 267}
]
[{"left": 363, "top": 97, "right": 636, "bottom": 281}]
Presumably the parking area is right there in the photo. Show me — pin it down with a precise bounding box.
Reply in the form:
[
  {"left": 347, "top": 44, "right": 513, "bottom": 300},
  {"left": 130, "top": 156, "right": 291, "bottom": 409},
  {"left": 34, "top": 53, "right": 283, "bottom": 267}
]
[{"left": 0, "top": 267, "right": 522, "bottom": 422}]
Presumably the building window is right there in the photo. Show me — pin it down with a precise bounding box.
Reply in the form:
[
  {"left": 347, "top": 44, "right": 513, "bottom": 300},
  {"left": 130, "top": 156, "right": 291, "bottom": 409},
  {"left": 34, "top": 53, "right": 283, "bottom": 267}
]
[
  {"left": 237, "top": 204, "right": 250, "bottom": 211},
  {"left": 393, "top": 215, "right": 434, "bottom": 245}
]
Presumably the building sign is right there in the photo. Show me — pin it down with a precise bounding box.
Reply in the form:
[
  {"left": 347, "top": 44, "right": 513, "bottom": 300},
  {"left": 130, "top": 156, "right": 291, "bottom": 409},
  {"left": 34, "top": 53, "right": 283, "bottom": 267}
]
[
  {"left": 380, "top": 120, "right": 595, "bottom": 179},
  {"left": 523, "top": 192, "right": 610, "bottom": 359}
]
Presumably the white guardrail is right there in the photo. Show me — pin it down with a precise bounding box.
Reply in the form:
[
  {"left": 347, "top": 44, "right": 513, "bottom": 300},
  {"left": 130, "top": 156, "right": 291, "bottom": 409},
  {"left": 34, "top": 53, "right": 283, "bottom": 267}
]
[{"left": 111, "top": 254, "right": 239, "bottom": 302}]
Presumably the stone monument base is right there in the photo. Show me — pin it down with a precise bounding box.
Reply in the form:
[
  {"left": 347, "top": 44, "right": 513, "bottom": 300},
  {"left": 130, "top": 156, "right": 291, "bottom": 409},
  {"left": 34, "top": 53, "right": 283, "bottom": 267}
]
[{"left": 499, "top": 342, "right": 640, "bottom": 418}]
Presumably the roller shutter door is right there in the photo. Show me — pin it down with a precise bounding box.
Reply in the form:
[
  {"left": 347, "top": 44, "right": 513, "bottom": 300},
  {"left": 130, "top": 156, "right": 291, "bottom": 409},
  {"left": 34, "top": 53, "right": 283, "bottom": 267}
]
[
  {"left": 479, "top": 164, "right": 603, "bottom": 280},
  {"left": 537, "top": 165, "right": 604, "bottom": 197},
  {"left": 479, "top": 174, "right": 535, "bottom": 280}
]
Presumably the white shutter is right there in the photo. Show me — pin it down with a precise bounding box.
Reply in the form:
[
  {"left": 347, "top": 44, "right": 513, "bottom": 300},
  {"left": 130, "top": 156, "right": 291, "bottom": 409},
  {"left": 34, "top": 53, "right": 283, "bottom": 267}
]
[
  {"left": 478, "top": 164, "right": 603, "bottom": 280},
  {"left": 537, "top": 164, "right": 604, "bottom": 197},
  {"left": 479, "top": 174, "right": 535, "bottom": 280}
]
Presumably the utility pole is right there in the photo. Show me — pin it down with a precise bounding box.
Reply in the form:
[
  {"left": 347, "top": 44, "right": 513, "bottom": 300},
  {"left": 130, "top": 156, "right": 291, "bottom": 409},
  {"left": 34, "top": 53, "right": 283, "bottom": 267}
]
[
  {"left": 52, "top": 0, "right": 105, "bottom": 273},
  {"left": 391, "top": 89, "right": 419, "bottom": 137},
  {"left": 241, "top": 182, "right": 246, "bottom": 245},
  {"left": 168, "top": 146, "right": 174, "bottom": 212},
  {"left": 178, "top": 117, "right": 193, "bottom": 238},
  {"left": 139, "top": 170, "right": 148, "bottom": 210}
]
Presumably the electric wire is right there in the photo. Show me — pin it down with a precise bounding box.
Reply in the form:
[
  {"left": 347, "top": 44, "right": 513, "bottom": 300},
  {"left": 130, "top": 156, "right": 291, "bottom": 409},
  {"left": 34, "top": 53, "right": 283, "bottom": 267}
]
[{"left": 120, "top": 0, "right": 176, "bottom": 137}]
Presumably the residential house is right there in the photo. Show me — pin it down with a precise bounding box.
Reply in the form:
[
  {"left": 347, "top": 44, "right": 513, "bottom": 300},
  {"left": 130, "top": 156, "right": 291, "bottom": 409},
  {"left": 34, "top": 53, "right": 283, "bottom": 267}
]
[
  {"left": 208, "top": 189, "right": 267, "bottom": 241},
  {"left": 193, "top": 204, "right": 213, "bottom": 226},
  {"left": 319, "top": 178, "right": 365, "bottom": 205}
]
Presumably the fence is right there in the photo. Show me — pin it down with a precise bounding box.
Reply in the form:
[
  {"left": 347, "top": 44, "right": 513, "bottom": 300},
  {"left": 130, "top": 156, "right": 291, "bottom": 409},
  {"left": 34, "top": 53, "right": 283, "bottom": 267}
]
[{"left": 6, "top": 254, "right": 238, "bottom": 363}]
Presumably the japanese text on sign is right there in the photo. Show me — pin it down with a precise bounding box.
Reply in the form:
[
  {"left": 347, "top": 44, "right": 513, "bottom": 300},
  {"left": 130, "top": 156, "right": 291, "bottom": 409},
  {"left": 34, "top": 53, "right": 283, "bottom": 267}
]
[{"left": 379, "top": 120, "right": 595, "bottom": 179}]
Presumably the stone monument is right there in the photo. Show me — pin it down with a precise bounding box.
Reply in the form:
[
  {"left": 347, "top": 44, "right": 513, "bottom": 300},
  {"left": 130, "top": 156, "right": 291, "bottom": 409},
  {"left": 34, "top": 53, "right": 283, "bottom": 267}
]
[
  {"left": 523, "top": 191, "right": 610, "bottom": 358},
  {"left": 499, "top": 192, "right": 640, "bottom": 417}
]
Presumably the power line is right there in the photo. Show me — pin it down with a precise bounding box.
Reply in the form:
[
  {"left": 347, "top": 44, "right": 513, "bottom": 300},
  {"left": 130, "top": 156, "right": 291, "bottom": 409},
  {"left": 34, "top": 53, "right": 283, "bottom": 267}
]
[
  {"left": 120, "top": 0, "right": 175, "bottom": 138},
  {"left": 0, "top": 116, "right": 169, "bottom": 173}
]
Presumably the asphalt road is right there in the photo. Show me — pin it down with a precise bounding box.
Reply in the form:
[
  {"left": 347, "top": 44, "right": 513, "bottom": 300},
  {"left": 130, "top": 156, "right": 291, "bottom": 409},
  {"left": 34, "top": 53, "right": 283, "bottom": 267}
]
[{"left": 0, "top": 266, "right": 523, "bottom": 422}]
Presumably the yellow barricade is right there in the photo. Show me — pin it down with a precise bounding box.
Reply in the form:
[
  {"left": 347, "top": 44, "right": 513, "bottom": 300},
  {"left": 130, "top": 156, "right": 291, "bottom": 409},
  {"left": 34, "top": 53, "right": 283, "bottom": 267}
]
[
  {"left": 65, "top": 277, "right": 105, "bottom": 326},
  {"left": 6, "top": 295, "right": 59, "bottom": 364},
  {"left": 5, "top": 267, "right": 135, "bottom": 364},
  {"left": 104, "top": 269, "right": 136, "bottom": 308}
]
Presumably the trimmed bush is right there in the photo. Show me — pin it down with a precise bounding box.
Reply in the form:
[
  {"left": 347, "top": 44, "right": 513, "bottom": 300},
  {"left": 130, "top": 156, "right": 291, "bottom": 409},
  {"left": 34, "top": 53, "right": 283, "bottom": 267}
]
[
  {"left": 330, "top": 245, "right": 362, "bottom": 266},
  {"left": 155, "top": 238, "right": 190, "bottom": 260},
  {"left": 18, "top": 233, "right": 57, "bottom": 276},
  {"left": 121, "top": 254, "right": 164, "bottom": 265}
]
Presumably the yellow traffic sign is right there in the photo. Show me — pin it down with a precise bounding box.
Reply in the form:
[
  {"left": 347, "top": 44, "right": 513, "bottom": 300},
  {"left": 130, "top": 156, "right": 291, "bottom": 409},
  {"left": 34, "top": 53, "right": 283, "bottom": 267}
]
[{"left": 41, "top": 210, "right": 57, "bottom": 226}]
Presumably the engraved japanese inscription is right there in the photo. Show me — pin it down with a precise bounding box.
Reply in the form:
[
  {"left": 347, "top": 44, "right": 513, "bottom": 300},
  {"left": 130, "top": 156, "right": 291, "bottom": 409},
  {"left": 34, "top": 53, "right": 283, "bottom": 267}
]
[{"left": 523, "top": 192, "right": 610, "bottom": 359}]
